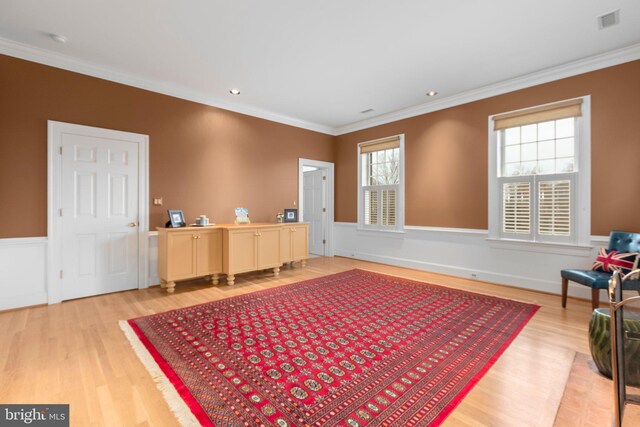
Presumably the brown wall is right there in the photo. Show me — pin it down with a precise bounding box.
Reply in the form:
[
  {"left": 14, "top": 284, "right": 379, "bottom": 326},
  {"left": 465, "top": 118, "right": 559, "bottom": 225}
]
[
  {"left": 334, "top": 60, "right": 640, "bottom": 236},
  {"left": 0, "top": 55, "right": 334, "bottom": 238}
]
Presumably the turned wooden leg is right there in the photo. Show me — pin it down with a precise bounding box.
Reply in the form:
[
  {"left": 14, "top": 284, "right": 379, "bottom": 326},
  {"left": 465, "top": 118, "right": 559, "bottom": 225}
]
[
  {"left": 227, "top": 275, "right": 235, "bottom": 286},
  {"left": 561, "top": 277, "right": 568, "bottom": 308},
  {"left": 166, "top": 281, "right": 176, "bottom": 294},
  {"left": 592, "top": 288, "right": 600, "bottom": 310},
  {"left": 160, "top": 279, "right": 167, "bottom": 289},
  {"left": 301, "top": 259, "right": 307, "bottom": 268},
  {"left": 273, "top": 267, "right": 280, "bottom": 277},
  {"left": 211, "top": 273, "right": 219, "bottom": 285}
]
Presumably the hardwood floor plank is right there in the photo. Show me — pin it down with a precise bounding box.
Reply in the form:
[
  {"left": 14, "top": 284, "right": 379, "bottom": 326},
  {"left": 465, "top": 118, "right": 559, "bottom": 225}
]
[{"left": 0, "top": 257, "right": 614, "bottom": 426}]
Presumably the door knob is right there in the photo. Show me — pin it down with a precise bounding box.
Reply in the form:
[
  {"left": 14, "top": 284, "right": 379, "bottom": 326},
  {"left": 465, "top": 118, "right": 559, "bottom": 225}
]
[{"left": 128, "top": 222, "right": 139, "bottom": 227}]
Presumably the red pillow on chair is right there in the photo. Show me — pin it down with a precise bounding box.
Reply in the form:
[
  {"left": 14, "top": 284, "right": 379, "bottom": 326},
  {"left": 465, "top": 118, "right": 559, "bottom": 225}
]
[{"left": 592, "top": 248, "right": 639, "bottom": 276}]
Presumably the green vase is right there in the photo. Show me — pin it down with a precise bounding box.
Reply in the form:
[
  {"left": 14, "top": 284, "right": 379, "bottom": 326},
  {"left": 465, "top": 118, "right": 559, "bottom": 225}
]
[{"left": 588, "top": 308, "right": 640, "bottom": 387}]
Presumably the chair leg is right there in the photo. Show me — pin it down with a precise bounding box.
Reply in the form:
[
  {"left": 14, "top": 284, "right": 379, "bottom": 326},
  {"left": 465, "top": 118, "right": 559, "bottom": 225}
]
[
  {"left": 561, "top": 278, "right": 568, "bottom": 308},
  {"left": 592, "top": 288, "right": 600, "bottom": 310}
]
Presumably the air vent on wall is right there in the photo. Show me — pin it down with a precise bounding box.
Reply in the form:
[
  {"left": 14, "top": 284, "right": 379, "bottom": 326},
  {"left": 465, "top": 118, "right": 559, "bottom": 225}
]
[
  {"left": 598, "top": 10, "right": 620, "bottom": 29},
  {"left": 360, "top": 108, "right": 375, "bottom": 114}
]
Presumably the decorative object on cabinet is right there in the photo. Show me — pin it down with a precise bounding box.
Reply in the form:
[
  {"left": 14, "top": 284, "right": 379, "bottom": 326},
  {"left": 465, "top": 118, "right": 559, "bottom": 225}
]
[
  {"left": 193, "top": 215, "right": 212, "bottom": 226},
  {"left": 166, "top": 209, "right": 186, "bottom": 228},
  {"left": 276, "top": 212, "right": 284, "bottom": 223},
  {"left": 157, "top": 227, "right": 223, "bottom": 293},
  {"left": 234, "top": 207, "right": 250, "bottom": 224},
  {"left": 284, "top": 208, "right": 298, "bottom": 223}
]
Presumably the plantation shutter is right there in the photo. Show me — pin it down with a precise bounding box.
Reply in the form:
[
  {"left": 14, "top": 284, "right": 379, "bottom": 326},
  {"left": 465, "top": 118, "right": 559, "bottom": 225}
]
[
  {"left": 381, "top": 189, "right": 396, "bottom": 226},
  {"left": 538, "top": 180, "right": 571, "bottom": 236},
  {"left": 364, "top": 190, "right": 378, "bottom": 225},
  {"left": 502, "top": 182, "right": 531, "bottom": 234},
  {"left": 493, "top": 99, "right": 582, "bottom": 130}
]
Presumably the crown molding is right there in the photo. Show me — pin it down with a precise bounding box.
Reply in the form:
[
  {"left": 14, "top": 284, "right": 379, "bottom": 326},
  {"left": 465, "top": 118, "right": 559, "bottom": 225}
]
[
  {"left": 334, "top": 42, "right": 640, "bottom": 135},
  {"left": 2, "top": 36, "right": 639, "bottom": 137},
  {"left": 0, "top": 37, "right": 335, "bottom": 135}
]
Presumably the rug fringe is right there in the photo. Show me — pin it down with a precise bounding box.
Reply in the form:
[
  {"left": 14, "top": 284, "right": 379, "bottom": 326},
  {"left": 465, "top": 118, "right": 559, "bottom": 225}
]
[{"left": 119, "top": 320, "right": 201, "bottom": 427}]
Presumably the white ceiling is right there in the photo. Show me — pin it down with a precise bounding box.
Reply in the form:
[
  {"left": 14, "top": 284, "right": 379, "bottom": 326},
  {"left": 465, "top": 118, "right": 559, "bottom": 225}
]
[{"left": 1, "top": 0, "right": 639, "bottom": 134}]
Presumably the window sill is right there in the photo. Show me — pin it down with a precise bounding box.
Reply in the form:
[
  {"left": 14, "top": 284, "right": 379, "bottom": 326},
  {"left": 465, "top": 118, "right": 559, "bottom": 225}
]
[
  {"left": 356, "top": 226, "right": 406, "bottom": 237},
  {"left": 486, "top": 237, "right": 593, "bottom": 256}
]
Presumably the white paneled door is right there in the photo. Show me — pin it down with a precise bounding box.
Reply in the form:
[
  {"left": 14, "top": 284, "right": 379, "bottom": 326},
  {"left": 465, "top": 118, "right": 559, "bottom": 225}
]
[
  {"left": 303, "top": 169, "right": 326, "bottom": 256},
  {"left": 60, "top": 128, "right": 141, "bottom": 300}
]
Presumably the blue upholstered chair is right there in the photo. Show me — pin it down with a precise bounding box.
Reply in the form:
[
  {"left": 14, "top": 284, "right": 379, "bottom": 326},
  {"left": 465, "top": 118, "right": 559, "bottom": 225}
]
[{"left": 561, "top": 231, "right": 640, "bottom": 310}]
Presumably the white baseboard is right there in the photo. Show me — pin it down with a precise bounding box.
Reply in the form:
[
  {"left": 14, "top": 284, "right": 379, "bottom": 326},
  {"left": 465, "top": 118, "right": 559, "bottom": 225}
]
[
  {"left": 334, "top": 222, "right": 610, "bottom": 301},
  {"left": 148, "top": 233, "right": 160, "bottom": 286}
]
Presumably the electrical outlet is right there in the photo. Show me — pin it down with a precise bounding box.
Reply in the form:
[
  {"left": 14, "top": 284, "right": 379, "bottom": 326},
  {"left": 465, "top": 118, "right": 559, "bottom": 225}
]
[
  {"left": 153, "top": 197, "right": 163, "bottom": 206},
  {"left": 470, "top": 272, "right": 479, "bottom": 279}
]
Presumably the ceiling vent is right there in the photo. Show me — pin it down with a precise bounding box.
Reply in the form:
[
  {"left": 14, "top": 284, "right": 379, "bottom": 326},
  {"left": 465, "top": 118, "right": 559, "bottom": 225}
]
[
  {"left": 598, "top": 10, "right": 620, "bottom": 29},
  {"left": 360, "top": 108, "right": 374, "bottom": 114}
]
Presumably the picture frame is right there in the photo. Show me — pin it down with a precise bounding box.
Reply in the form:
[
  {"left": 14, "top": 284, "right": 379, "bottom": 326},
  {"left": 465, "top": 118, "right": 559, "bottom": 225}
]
[
  {"left": 167, "top": 209, "right": 187, "bottom": 228},
  {"left": 234, "top": 207, "right": 251, "bottom": 225},
  {"left": 284, "top": 208, "right": 298, "bottom": 223}
]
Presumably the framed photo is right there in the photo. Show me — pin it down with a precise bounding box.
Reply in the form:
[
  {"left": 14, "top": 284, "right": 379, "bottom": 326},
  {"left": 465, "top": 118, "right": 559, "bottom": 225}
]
[
  {"left": 234, "top": 207, "right": 251, "bottom": 225},
  {"left": 284, "top": 209, "right": 298, "bottom": 223},
  {"left": 167, "top": 210, "right": 186, "bottom": 228}
]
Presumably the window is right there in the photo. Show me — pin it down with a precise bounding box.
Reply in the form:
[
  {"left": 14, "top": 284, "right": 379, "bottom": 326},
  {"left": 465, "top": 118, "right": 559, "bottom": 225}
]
[
  {"left": 358, "top": 135, "right": 404, "bottom": 231},
  {"left": 489, "top": 97, "right": 590, "bottom": 246}
]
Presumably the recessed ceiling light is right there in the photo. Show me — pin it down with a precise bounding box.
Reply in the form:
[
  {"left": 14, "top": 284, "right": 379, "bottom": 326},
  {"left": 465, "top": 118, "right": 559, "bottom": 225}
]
[
  {"left": 229, "top": 89, "right": 240, "bottom": 95},
  {"left": 50, "top": 33, "right": 67, "bottom": 44},
  {"left": 426, "top": 90, "right": 438, "bottom": 97}
]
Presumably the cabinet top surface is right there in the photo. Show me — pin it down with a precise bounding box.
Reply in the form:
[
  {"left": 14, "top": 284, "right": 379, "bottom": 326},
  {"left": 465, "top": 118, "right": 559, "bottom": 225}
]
[{"left": 156, "top": 222, "right": 307, "bottom": 232}]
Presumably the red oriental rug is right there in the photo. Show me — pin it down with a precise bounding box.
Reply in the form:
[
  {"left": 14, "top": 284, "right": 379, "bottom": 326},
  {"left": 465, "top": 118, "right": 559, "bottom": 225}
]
[{"left": 121, "top": 269, "right": 538, "bottom": 427}]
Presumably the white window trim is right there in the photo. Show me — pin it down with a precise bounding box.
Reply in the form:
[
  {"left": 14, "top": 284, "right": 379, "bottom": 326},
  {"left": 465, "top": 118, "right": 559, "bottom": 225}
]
[
  {"left": 487, "top": 96, "right": 591, "bottom": 248},
  {"left": 357, "top": 134, "right": 405, "bottom": 232}
]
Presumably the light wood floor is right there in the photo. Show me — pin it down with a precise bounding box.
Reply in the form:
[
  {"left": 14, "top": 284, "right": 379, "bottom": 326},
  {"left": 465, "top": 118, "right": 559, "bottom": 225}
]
[{"left": 0, "top": 257, "right": 624, "bottom": 426}]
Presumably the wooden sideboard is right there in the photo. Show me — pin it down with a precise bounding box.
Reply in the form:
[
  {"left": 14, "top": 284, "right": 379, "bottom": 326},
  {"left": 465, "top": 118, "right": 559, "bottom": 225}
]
[{"left": 157, "top": 223, "right": 308, "bottom": 292}]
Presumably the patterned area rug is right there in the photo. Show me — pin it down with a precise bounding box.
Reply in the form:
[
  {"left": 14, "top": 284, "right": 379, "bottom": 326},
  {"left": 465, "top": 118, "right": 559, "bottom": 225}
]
[{"left": 121, "top": 269, "right": 538, "bottom": 426}]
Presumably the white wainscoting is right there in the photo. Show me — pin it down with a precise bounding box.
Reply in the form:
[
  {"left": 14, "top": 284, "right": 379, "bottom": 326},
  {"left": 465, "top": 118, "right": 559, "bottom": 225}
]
[
  {"left": 0, "top": 234, "right": 160, "bottom": 311},
  {"left": 148, "top": 231, "right": 160, "bottom": 286},
  {"left": 0, "top": 227, "right": 618, "bottom": 310},
  {"left": 0, "top": 237, "right": 48, "bottom": 311},
  {"left": 334, "top": 222, "right": 610, "bottom": 301}
]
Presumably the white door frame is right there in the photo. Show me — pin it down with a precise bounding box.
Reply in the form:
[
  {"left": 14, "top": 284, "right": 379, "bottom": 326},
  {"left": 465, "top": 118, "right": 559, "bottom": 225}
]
[
  {"left": 47, "top": 121, "right": 150, "bottom": 304},
  {"left": 298, "top": 158, "right": 334, "bottom": 257}
]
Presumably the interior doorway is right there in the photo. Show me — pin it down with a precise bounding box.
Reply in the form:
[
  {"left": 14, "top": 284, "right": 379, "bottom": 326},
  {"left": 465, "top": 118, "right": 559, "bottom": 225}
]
[{"left": 298, "top": 158, "right": 334, "bottom": 257}]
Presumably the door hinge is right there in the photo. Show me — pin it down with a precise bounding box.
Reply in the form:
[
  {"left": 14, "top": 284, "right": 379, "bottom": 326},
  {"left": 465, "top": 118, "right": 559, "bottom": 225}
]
[
  {"left": 322, "top": 207, "right": 326, "bottom": 212},
  {"left": 59, "top": 208, "right": 63, "bottom": 217},
  {"left": 59, "top": 146, "right": 62, "bottom": 155},
  {"left": 323, "top": 239, "right": 326, "bottom": 244},
  {"left": 60, "top": 270, "right": 64, "bottom": 279},
  {"left": 322, "top": 176, "right": 326, "bottom": 180}
]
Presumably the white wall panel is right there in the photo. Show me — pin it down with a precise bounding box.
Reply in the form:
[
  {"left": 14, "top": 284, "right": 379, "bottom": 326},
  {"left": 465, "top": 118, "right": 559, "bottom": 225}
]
[
  {"left": 334, "top": 222, "right": 610, "bottom": 300},
  {"left": 0, "top": 238, "right": 48, "bottom": 310}
]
